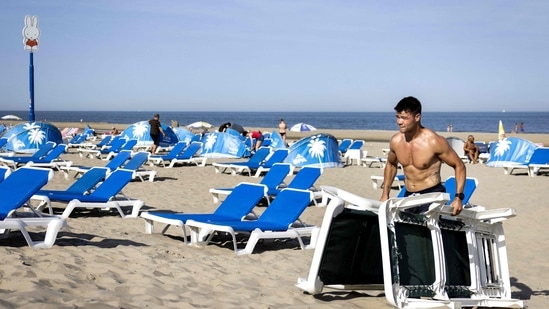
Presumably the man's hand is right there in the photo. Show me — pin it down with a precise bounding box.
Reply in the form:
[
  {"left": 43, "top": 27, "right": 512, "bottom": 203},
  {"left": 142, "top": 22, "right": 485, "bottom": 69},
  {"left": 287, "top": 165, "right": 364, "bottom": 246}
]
[{"left": 450, "top": 199, "right": 463, "bottom": 216}]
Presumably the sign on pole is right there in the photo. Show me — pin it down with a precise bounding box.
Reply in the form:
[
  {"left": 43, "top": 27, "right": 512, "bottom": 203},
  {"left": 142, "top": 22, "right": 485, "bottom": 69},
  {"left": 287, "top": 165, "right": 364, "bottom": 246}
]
[
  {"left": 22, "top": 15, "right": 40, "bottom": 51},
  {"left": 22, "top": 15, "right": 40, "bottom": 122}
]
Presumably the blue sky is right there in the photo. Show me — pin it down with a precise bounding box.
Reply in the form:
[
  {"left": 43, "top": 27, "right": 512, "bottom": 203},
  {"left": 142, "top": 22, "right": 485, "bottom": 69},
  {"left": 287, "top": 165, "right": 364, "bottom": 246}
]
[{"left": 1, "top": 1, "right": 548, "bottom": 112}]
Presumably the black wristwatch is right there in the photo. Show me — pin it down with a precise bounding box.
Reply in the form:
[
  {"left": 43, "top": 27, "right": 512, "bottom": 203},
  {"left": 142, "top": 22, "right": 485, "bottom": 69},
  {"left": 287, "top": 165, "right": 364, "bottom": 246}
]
[{"left": 455, "top": 193, "right": 465, "bottom": 201}]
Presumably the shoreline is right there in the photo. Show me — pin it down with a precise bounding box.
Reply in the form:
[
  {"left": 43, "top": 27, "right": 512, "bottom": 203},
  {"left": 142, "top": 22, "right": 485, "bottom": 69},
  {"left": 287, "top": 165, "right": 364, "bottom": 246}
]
[{"left": 46, "top": 121, "right": 549, "bottom": 146}]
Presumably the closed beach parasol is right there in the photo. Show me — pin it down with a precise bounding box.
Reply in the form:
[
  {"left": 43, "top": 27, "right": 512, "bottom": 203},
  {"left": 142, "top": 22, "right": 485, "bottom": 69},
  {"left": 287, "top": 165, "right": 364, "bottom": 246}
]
[
  {"left": 498, "top": 120, "right": 506, "bottom": 141},
  {"left": 290, "top": 123, "right": 317, "bottom": 132},
  {"left": 187, "top": 121, "right": 213, "bottom": 130}
]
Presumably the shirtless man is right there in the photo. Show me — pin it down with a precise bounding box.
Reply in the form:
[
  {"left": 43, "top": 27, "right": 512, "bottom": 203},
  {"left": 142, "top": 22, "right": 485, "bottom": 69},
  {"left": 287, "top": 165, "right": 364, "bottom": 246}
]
[
  {"left": 380, "top": 96, "right": 466, "bottom": 216},
  {"left": 463, "top": 135, "right": 479, "bottom": 164}
]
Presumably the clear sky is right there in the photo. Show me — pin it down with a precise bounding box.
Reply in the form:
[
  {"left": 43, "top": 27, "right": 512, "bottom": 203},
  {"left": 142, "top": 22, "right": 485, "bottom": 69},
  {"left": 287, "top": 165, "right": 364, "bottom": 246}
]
[{"left": 1, "top": 0, "right": 548, "bottom": 112}]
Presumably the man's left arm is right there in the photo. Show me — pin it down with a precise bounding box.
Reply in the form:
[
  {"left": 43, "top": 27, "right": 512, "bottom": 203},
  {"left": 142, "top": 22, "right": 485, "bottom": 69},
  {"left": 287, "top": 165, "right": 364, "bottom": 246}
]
[{"left": 437, "top": 137, "right": 466, "bottom": 215}]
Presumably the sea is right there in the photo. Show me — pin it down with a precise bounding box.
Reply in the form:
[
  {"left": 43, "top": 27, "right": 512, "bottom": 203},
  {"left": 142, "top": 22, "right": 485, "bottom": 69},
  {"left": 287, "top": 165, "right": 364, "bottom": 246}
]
[{"left": 1, "top": 110, "right": 548, "bottom": 134}]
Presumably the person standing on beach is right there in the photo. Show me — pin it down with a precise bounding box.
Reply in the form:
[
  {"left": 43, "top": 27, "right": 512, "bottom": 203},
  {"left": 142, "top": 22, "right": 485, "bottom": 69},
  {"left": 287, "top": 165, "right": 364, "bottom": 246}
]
[
  {"left": 380, "top": 96, "right": 466, "bottom": 216},
  {"left": 278, "top": 118, "right": 288, "bottom": 144},
  {"left": 149, "top": 113, "right": 165, "bottom": 154}
]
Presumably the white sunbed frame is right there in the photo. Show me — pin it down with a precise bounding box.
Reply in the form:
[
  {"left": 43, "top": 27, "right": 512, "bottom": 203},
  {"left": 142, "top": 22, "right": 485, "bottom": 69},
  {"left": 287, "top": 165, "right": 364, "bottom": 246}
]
[{"left": 296, "top": 187, "right": 526, "bottom": 308}]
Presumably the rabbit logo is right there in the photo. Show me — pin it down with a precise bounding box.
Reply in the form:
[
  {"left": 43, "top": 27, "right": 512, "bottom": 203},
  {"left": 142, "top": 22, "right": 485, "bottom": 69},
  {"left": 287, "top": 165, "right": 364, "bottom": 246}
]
[{"left": 22, "top": 15, "right": 40, "bottom": 51}]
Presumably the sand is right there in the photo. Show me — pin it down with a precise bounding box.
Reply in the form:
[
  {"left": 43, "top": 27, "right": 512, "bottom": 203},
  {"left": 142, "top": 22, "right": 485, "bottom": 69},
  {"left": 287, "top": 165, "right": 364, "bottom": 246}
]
[{"left": 0, "top": 126, "right": 548, "bottom": 308}]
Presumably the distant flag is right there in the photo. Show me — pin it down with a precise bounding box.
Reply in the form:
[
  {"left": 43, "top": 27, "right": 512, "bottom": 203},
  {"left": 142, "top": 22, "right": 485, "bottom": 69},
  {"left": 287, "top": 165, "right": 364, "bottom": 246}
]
[{"left": 498, "top": 120, "right": 506, "bottom": 141}]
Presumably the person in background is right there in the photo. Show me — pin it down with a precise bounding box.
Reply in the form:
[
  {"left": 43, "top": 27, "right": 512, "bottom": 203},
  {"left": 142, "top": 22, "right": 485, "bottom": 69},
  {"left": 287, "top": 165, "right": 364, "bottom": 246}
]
[
  {"left": 219, "top": 122, "right": 231, "bottom": 133},
  {"left": 380, "top": 96, "right": 466, "bottom": 216},
  {"left": 110, "top": 127, "right": 119, "bottom": 135},
  {"left": 513, "top": 123, "right": 518, "bottom": 134},
  {"left": 243, "top": 130, "right": 264, "bottom": 151},
  {"left": 278, "top": 118, "right": 288, "bottom": 143},
  {"left": 149, "top": 113, "right": 165, "bottom": 154},
  {"left": 463, "top": 135, "right": 480, "bottom": 164},
  {"left": 520, "top": 122, "right": 525, "bottom": 133}
]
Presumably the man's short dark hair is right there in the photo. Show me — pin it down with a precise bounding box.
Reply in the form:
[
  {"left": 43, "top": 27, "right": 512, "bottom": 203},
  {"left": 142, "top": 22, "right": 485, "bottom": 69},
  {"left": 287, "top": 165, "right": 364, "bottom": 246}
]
[{"left": 394, "top": 96, "right": 422, "bottom": 115}]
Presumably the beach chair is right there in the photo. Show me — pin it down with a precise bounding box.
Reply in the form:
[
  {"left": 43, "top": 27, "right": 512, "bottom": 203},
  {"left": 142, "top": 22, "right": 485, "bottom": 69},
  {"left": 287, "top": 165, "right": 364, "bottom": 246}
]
[
  {"left": 297, "top": 187, "right": 525, "bottom": 308},
  {"left": 0, "top": 166, "right": 66, "bottom": 249},
  {"left": 442, "top": 176, "right": 478, "bottom": 207},
  {"left": 123, "top": 151, "right": 156, "bottom": 182},
  {"left": 395, "top": 176, "right": 479, "bottom": 206},
  {"left": 77, "top": 137, "right": 126, "bottom": 158},
  {"left": 141, "top": 183, "right": 268, "bottom": 244},
  {"left": 338, "top": 138, "right": 353, "bottom": 155},
  {"left": 447, "top": 137, "right": 471, "bottom": 163},
  {"left": 247, "top": 148, "right": 290, "bottom": 177},
  {"left": 361, "top": 155, "right": 386, "bottom": 168},
  {"left": 165, "top": 141, "right": 205, "bottom": 168},
  {"left": 222, "top": 148, "right": 288, "bottom": 177},
  {"left": 61, "top": 149, "right": 132, "bottom": 179},
  {"left": 0, "top": 141, "right": 56, "bottom": 163},
  {"left": 343, "top": 139, "right": 364, "bottom": 166},
  {"left": 31, "top": 167, "right": 109, "bottom": 214},
  {"left": 78, "top": 134, "right": 113, "bottom": 150},
  {"left": 212, "top": 147, "right": 271, "bottom": 175},
  {"left": 209, "top": 163, "right": 291, "bottom": 203},
  {"left": 1, "top": 143, "right": 69, "bottom": 171},
  {"left": 370, "top": 174, "right": 405, "bottom": 190},
  {"left": 23, "top": 144, "right": 72, "bottom": 172},
  {"left": 34, "top": 168, "right": 144, "bottom": 218},
  {"left": 101, "top": 139, "right": 138, "bottom": 160},
  {"left": 185, "top": 188, "right": 317, "bottom": 255},
  {"left": 147, "top": 141, "right": 188, "bottom": 167},
  {"left": 502, "top": 147, "right": 549, "bottom": 176},
  {"left": 267, "top": 166, "right": 322, "bottom": 206},
  {"left": 66, "top": 133, "right": 88, "bottom": 148},
  {"left": 0, "top": 166, "right": 11, "bottom": 182}
]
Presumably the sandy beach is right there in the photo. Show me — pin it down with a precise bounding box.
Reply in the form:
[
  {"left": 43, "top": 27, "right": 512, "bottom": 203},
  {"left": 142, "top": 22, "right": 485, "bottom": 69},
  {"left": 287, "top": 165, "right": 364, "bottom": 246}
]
[{"left": 1, "top": 124, "right": 548, "bottom": 308}]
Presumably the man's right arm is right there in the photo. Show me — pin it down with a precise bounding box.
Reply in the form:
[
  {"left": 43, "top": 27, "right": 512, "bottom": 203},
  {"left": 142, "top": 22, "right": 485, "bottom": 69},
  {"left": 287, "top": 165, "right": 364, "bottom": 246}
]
[{"left": 380, "top": 149, "right": 398, "bottom": 202}]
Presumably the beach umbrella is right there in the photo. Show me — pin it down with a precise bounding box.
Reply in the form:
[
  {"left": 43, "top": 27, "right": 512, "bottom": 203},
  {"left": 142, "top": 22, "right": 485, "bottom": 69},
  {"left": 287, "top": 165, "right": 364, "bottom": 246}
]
[
  {"left": 187, "top": 121, "right": 213, "bottom": 130},
  {"left": 290, "top": 123, "right": 317, "bottom": 132},
  {"left": 0, "top": 122, "right": 62, "bottom": 153},
  {"left": 486, "top": 137, "right": 537, "bottom": 167},
  {"left": 120, "top": 121, "right": 178, "bottom": 147},
  {"left": 229, "top": 123, "right": 245, "bottom": 133},
  {"left": 199, "top": 131, "right": 250, "bottom": 158},
  {"left": 498, "top": 120, "right": 506, "bottom": 141},
  {"left": 1, "top": 114, "right": 22, "bottom": 120},
  {"left": 172, "top": 127, "right": 196, "bottom": 144},
  {"left": 1, "top": 114, "right": 23, "bottom": 127},
  {"left": 285, "top": 133, "right": 342, "bottom": 168}
]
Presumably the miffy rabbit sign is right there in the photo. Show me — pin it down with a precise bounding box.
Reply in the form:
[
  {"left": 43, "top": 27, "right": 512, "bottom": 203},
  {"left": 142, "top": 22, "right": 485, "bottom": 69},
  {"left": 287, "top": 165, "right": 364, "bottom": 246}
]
[{"left": 22, "top": 15, "right": 40, "bottom": 51}]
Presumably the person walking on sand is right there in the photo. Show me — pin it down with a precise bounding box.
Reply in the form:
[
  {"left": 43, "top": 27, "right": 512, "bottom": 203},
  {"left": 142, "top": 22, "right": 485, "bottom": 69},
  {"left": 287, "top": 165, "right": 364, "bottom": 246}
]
[
  {"left": 380, "top": 96, "right": 466, "bottom": 216},
  {"left": 278, "top": 118, "right": 288, "bottom": 144},
  {"left": 149, "top": 113, "right": 165, "bottom": 154}
]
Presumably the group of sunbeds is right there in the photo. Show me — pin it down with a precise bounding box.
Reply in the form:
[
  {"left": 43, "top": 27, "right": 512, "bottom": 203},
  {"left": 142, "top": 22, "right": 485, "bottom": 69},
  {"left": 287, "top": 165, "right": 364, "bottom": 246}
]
[
  {"left": 142, "top": 160, "right": 325, "bottom": 255},
  {"left": 0, "top": 137, "right": 327, "bottom": 254}
]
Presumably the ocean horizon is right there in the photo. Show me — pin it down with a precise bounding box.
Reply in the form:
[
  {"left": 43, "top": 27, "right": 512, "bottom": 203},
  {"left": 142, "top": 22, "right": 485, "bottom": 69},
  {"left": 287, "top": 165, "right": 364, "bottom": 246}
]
[{"left": 1, "top": 110, "right": 548, "bottom": 134}]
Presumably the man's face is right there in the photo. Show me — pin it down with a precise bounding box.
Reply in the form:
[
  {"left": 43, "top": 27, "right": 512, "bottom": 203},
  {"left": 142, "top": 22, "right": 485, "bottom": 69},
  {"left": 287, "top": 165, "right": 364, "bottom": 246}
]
[{"left": 395, "top": 111, "right": 419, "bottom": 133}]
